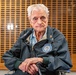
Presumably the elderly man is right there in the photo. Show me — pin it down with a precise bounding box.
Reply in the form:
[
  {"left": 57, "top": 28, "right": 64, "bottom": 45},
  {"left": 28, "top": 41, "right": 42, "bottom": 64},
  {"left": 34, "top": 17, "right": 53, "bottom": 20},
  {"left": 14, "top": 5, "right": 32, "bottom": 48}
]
[{"left": 3, "top": 4, "right": 72, "bottom": 75}]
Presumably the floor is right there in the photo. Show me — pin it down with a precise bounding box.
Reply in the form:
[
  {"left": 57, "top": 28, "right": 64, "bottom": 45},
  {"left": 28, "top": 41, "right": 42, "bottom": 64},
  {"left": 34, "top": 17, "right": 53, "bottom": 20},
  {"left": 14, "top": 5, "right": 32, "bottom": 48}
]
[{"left": 0, "top": 70, "right": 76, "bottom": 75}]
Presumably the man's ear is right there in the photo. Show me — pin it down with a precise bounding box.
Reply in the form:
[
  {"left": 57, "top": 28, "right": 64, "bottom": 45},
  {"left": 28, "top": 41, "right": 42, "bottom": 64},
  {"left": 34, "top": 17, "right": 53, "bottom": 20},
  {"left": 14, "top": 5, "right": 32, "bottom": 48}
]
[
  {"left": 28, "top": 16, "right": 31, "bottom": 21},
  {"left": 47, "top": 15, "right": 49, "bottom": 19},
  {"left": 28, "top": 16, "right": 31, "bottom": 25}
]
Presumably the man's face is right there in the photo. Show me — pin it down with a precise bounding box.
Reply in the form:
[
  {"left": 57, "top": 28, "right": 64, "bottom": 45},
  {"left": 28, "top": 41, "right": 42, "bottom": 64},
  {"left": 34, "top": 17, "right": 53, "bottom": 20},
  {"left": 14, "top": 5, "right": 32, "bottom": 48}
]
[{"left": 29, "top": 9, "right": 48, "bottom": 32}]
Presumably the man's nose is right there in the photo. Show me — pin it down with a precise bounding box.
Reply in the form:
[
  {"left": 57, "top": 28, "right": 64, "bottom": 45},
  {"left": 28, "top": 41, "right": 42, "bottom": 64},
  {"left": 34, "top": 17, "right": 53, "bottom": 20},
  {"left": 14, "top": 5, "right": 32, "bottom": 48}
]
[{"left": 37, "top": 18, "right": 42, "bottom": 24}]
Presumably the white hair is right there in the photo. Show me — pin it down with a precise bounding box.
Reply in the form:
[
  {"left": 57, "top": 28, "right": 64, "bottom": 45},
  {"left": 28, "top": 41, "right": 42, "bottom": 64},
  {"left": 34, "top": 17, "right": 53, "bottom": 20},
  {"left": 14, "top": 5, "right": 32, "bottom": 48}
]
[{"left": 27, "top": 4, "right": 49, "bottom": 17}]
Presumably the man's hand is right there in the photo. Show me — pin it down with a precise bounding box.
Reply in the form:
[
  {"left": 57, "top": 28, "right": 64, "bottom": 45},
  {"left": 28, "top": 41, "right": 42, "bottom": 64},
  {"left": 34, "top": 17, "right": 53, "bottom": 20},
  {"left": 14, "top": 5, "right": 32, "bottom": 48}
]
[
  {"left": 27, "top": 64, "right": 38, "bottom": 75},
  {"left": 19, "top": 63, "right": 38, "bottom": 75},
  {"left": 19, "top": 61, "right": 26, "bottom": 72},
  {"left": 24, "top": 57, "right": 43, "bottom": 71},
  {"left": 19, "top": 57, "right": 43, "bottom": 74}
]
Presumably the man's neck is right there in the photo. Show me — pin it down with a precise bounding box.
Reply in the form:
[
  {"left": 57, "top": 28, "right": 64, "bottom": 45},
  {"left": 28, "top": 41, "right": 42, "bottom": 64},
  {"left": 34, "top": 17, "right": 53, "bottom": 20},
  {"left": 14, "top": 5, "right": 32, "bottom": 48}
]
[{"left": 35, "top": 31, "right": 45, "bottom": 41}]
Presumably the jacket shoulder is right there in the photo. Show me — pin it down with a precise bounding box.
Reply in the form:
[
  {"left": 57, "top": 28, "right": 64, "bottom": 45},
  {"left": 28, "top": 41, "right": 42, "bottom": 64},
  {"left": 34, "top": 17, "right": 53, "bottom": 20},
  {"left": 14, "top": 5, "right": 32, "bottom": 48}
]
[
  {"left": 19, "top": 28, "right": 32, "bottom": 37},
  {"left": 47, "top": 26, "right": 65, "bottom": 39}
]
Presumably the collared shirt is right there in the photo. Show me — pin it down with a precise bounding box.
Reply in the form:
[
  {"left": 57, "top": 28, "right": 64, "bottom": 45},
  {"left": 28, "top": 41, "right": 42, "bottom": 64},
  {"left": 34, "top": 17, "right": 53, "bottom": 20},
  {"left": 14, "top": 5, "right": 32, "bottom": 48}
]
[{"left": 30, "top": 28, "right": 47, "bottom": 47}]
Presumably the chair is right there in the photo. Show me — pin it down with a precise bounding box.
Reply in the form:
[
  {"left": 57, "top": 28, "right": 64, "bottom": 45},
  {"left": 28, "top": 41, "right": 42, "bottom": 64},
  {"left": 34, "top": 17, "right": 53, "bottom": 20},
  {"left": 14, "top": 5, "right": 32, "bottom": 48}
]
[
  {"left": 58, "top": 70, "right": 70, "bottom": 75},
  {"left": 38, "top": 68, "right": 70, "bottom": 75}
]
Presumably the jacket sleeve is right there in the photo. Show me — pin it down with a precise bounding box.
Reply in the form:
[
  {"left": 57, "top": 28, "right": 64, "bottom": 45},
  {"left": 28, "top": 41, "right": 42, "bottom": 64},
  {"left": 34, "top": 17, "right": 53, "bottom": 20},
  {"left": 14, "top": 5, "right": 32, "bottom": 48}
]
[
  {"left": 2, "top": 37, "right": 22, "bottom": 70},
  {"left": 2, "top": 28, "right": 33, "bottom": 71},
  {"left": 2, "top": 29, "right": 27, "bottom": 70},
  {"left": 43, "top": 29, "right": 72, "bottom": 71}
]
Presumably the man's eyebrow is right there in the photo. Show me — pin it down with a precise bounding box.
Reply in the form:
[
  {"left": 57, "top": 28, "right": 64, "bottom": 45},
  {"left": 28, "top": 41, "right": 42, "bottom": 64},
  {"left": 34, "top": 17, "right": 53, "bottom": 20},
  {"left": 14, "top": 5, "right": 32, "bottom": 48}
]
[
  {"left": 32, "top": 16, "right": 46, "bottom": 20},
  {"left": 33, "top": 17, "right": 38, "bottom": 20},
  {"left": 41, "top": 16, "right": 46, "bottom": 18}
]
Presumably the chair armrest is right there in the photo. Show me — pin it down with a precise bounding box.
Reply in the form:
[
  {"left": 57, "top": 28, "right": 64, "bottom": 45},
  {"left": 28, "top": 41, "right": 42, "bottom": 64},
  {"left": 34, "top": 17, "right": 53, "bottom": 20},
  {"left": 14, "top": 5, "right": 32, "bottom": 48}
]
[{"left": 57, "top": 70, "right": 70, "bottom": 75}]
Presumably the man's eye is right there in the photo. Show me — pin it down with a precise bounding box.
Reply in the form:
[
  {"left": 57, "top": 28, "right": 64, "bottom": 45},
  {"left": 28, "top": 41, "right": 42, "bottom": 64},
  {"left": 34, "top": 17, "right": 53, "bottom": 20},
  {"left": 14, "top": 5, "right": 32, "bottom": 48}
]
[
  {"left": 40, "top": 16, "right": 46, "bottom": 20},
  {"left": 33, "top": 17, "right": 38, "bottom": 20}
]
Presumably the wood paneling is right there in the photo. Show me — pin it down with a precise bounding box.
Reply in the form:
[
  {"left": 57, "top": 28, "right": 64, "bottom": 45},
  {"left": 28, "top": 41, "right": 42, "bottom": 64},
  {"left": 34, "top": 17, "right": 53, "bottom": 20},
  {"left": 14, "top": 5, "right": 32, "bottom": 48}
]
[{"left": 0, "top": 0, "right": 76, "bottom": 71}]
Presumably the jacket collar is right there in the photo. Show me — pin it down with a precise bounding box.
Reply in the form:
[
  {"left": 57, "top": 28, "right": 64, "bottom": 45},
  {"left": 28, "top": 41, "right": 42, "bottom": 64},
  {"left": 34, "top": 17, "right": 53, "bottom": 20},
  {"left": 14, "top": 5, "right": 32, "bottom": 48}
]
[{"left": 26, "top": 26, "right": 54, "bottom": 43}]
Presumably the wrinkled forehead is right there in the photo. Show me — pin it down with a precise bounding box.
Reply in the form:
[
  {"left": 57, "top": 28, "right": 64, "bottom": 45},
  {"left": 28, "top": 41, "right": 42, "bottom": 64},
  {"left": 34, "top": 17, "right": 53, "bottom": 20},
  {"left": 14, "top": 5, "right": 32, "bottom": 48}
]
[
  {"left": 32, "top": 8, "right": 44, "bottom": 13},
  {"left": 31, "top": 8, "right": 48, "bottom": 16},
  {"left": 31, "top": 7, "right": 44, "bottom": 13},
  {"left": 30, "top": 9, "right": 47, "bottom": 18}
]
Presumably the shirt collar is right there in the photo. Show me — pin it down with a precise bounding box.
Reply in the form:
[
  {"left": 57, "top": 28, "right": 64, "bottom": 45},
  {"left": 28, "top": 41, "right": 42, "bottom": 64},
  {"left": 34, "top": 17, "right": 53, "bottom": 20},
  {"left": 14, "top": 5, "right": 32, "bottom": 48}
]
[{"left": 32, "top": 28, "right": 47, "bottom": 41}]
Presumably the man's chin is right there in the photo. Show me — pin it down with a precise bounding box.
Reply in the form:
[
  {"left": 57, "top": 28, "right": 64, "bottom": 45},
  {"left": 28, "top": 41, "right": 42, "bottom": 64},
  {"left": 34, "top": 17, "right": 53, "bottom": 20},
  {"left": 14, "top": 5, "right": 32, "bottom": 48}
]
[{"left": 34, "top": 29, "right": 45, "bottom": 32}]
